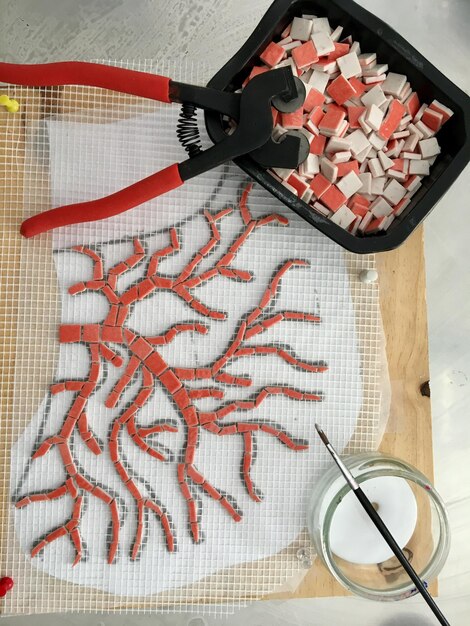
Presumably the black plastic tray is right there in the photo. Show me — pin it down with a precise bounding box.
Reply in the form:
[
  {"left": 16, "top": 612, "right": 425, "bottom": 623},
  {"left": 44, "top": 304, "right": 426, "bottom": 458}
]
[{"left": 205, "top": 0, "right": 470, "bottom": 254}]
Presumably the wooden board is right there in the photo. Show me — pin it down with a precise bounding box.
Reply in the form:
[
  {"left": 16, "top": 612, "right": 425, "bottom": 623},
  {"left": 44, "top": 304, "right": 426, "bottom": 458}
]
[
  {"left": 0, "top": 94, "right": 433, "bottom": 605},
  {"left": 269, "top": 227, "right": 434, "bottom": 599}
]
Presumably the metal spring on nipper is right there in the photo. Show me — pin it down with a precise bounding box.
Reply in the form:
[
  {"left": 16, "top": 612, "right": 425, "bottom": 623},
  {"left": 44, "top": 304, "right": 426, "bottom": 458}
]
[{"left": 176, "top": 102, "right": 203, "bottom": 158}]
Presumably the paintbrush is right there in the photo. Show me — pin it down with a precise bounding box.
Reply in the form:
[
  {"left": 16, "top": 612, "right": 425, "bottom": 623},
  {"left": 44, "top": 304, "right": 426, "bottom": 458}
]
[{"left": 315, "top": 424, "right": 450, "bottom": 626}]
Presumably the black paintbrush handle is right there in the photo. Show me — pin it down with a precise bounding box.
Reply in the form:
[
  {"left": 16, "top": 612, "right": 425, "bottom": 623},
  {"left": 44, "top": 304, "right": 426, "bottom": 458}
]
[{"left": 355, "top": 488, "right": 450, "bottom": 626}]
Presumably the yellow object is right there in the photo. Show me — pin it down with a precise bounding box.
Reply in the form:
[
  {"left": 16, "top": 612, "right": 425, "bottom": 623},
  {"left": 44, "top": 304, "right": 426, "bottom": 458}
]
[
  {"left": 6, "top": 99, "right": 19, "bottom": 113},
  {"left": 0, "top": 94, "right": 20, "bottom": 113}
]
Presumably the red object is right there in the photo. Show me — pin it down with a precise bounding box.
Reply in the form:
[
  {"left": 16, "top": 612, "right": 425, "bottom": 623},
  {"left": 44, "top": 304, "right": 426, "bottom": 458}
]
[
  {"left": 391, "top": 158, "right": 406, "bottom": 172},
  {"left": 303, "top": 88, "right": 326, "bottom": 112},
  {"left": 281, "top": 107, "right": 304, "bottom": 129},
  {"left": 292, "top": 40, "right": 319, "bottom": 70},
  {"left": 243, "top": 65, "right": 269, "bottom": 86},
  {"left": 287, "top": 173, "right": 310, "bottom": 197},
  {"left": 321, "top": 185, "right": 347, "bottom": 212},
  {"left": 310, "top": 133, "right": 327, "bottom": 155},
  {"left": 260, "top": 42, "right": 285, "bottom": 68},
  {"left": 0, "top": 61, "right": 171, "bottom": 102},
  {"left": 319, "top": 108, "right": 346, "bottom": 133},
  {"left": 308, "top": 106, "right": 325, "bottom": 127},
  {"left": 327, "top": 43, "right": 350, "bottom": 61},
  {"left": 405, "top": 92, "right": 420, "bottom": 118},
  {"left": 378, "top": 99, "right": 406, "bottom": 140},
  {"left": 429, "top": 100, "right": 453, "bottom": 123},
  {"left": 327, "top": 75, "right": 356, "bottom": 106},
  {"left": 17, "top": 185, "right": 327, "bottom": 563},
  {"left": 337, "top": 160, "right": 359, "bottom": 177},
  {"left": 0, "top": 577, "right": 14, "bottom": 598},
  {"left": 310, "top": 173, "right": 332, "bottom": 198},
  {"left": 349, "top": 76, "right": 367, "bottom": 97},
  {"left": 422, "top": 108, "right": 443, "bottom": 132},
  {"left": 347, "top": 105, "right": 366, "bottom": 128},
  {"left": 21, "top": 163, "right": 183, "bottom": 238}
]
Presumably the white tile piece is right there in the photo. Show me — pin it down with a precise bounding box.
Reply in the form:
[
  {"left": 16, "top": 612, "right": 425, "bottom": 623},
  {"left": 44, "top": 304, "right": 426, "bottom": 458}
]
[
  {"left": 403, "top": 133, "right": 419, "bottom": 152},
  {"left": 415, "top": 121, "right": 434, "bottom": 138},
  {"left": 361, "top": 85, "right": 387, "bottom": 108},
  {"left": 383, "top": 179, "right": 407, "bottom": 205},
  {"left": 358, "top": 112, "right": 373, "bottom": 134},
  {"left": 320, "top": 157, "right": 338, "bottom": 183},
  {"left": 311, "top": 17, "right": 332, "bottom": 34},
  {"left": 331, "top": 150, "right": 352, "bottom": 164},
  {"left": 371, "top": 176, "right": 386, "bottom": 195},
  {"left": 381, "top": 72, "right": 407, "bottom": 97},
  {"left": 301, "top": 187, "right": 314, "bottom": 203},
  {"left": 419, "top": 137, "right": 441, "bottom": 159},
  {"left": 359, "top": 159, "right": 369, "bottom": 173},
  {"left": 337, "top": 171, "right": 363, "bottom": 198},
  {"left": 370, "top": 197, "right": 393, "bottom": 217},
  {"left": 358, "top": 172, "right": 372, "bottom": 194},
  {"left": 312, "top": 31, "right": 335, "bottom": 56},
  {"left": 409, "top": 159, "right": 431, "bottom": 175},
  {"left": 369, "top": 132, "right": 387, "bottom": 151},
  {"left": 312, "top": 201, "right": 331, "bottom": 216},
  {"left": 330, "top": 204, "right": 356, "bottom": 229},
  {"left": 394, "top": 196, "right": 411, "bottom": 216},
  {"left": 272, "top": 167, "right": 294, "bottom": 180},
  {"left": 365, "top": 104, "right": 385, "bottom": 132},
  {"left": 355, "top": 144, "right": 373, "bottom": 163},
  {"left": 347, "top": 129, "right": 371, "bottom": 156},
  {"left": 406, "top": 175, "right": 423, "bottom": 193},
  {"left": 337, "top": 52, "right": 362, "bottom": 79},
  {"left": 358, "top": 53, "right": 377, "bottom": 66},
  {"left": 413, "top": 103, "right": 428, "bottom": 123},
  {"left": 282, "top": 40, "right": 302, "bottom": 52},
  {"left": 350, "top": 41, "right": 361, "bottom": 56},
  {"left": 326, "top": 137, "right": 351, "bottom": 153},
  {"left": 378, "top": 150, "right": 394, "bottom": 170},
  {"left": 330, "top": 25, "right": 343, "bottom": 42},
  {"left": 362, "top": 64, "right": 389, "bottom": 77},
  {"left": 401, "top": 151, "right": 422, "bottom": 160},
  {"left": 358, "top": 211, "right": 373, "bottom": 232},
  {"left": 290, "top": 17, "right": 313, "bottom": 41},
  {"left": 388, "top": 169, "right": 407, "bottom": 182},
  {"left": 308, "top": 70, "right": 330, "bottom": 93},
  {"left": 369, "top": 158, "right": 385, "bottom": 178},
  {"left": 299, "top": 154, "right": 320, "bottom": 178}
]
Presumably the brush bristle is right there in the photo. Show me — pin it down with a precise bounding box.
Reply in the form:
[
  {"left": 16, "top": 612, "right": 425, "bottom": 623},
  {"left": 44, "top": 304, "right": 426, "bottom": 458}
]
[{"left": 315, "top": 423, "right": 330, "bottom": 446}]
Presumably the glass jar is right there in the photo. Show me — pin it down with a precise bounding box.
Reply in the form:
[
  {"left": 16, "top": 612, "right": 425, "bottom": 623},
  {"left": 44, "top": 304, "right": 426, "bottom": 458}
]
[{"left": 307, "top": 453, "right": 450, "bottom": 601}]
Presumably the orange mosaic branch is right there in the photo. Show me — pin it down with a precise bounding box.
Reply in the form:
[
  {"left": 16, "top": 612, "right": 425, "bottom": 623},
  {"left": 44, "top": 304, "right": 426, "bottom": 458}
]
[{"left": 17, "top": 185, "right": 327, "bottom": 564}]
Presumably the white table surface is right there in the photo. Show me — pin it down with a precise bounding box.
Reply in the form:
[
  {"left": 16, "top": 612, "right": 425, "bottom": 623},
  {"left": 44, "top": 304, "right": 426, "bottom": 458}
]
[{"left": 1, "top": 0, "right": 469, "bottom": 624}]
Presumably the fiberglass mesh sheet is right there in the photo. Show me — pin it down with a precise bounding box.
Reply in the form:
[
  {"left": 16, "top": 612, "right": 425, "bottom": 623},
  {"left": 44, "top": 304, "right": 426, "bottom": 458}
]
[{"left": 0, "top": 61, "right": 383, "bottom": 615}]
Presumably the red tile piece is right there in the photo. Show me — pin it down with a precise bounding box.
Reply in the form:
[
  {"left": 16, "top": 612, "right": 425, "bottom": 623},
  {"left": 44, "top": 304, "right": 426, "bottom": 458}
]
[
  {"left": 292, "top": 40, "right": 319, "bottom": 70},
  {"left": 310, "top": 133, "right": 326, "bottom": 155},
  {"left": 310, "top": 173, "right": 332, "bottom": 198},
  {"left": 327, "top": 75, "right": 356, "bottom": 106},
  {"left": 145, "top": 352, "right": 168, "bottom": 376},
  {"left": 260, "top": 42, "right": 285, "bottom": 68},
  {"left": 347, "top": 105, "right": 366, "bottom": 129},
  {"left": 281, "top": 107, "right": 304, "bottom": 129},
  {"left": 321, "top": 185, "right": 347, "bottom": 212},
  {"left": 337, "top": 160, "right": 359, "bottom": 177},
  {"left": 159, "top": 369, "right": 182, "bottom": 394},
  {"left": 422, "top": 108, "right": 443, "bottom": 132},
  {"left": 378, "top": 99, "right": 406, "bottom": 140},
  {"left": 59, "top": 325, "right": 82, "bottom": 343},
  {"left": 319, "top": 108, "right": 346, "bottom": 133},
  {"left": 303, "top": 88, "right": 326, "bottom": 112},
  {"left": 349, "top": 77, "right": 367, "bottom": 97}
]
